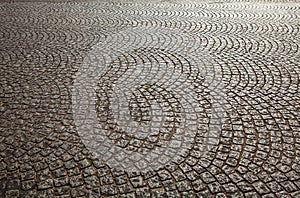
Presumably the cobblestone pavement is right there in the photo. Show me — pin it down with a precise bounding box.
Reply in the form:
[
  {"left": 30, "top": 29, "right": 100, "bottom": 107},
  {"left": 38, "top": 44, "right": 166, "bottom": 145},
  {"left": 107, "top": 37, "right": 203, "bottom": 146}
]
[{"left": 0, "top": 0, "right": 300, "bottom": 197}]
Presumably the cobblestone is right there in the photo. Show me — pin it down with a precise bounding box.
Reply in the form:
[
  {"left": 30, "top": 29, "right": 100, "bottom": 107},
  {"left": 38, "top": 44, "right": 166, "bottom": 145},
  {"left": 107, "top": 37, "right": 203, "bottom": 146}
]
[{"left": 0, "top": 0, "right": 300, "bottom": 197}]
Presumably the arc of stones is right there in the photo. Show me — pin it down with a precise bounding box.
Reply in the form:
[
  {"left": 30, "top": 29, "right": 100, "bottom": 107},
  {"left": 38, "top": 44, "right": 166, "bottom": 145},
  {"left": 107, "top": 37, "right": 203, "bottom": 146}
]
[{"left": 72, "top": 27, "right": 226, "bottom": 172}]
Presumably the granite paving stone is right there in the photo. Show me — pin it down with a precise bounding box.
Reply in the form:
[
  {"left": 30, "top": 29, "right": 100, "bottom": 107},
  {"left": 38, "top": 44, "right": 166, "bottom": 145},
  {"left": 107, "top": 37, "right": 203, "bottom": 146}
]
[{"left": 0, "top": 0, "right": 300, "bottom": 197}]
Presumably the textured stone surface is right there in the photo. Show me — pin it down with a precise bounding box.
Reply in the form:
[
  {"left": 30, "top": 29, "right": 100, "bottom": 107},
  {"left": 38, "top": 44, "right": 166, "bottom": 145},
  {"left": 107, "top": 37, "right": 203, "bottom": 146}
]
[{"left": 0, "top": 0, "right": 300, "bottom": 197}]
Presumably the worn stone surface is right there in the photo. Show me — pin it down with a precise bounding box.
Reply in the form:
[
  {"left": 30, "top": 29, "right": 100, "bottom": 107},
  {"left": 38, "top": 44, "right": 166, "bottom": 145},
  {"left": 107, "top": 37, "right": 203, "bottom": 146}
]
[{"left": 0, "top": 0, "right": 300, "bottom": 197}]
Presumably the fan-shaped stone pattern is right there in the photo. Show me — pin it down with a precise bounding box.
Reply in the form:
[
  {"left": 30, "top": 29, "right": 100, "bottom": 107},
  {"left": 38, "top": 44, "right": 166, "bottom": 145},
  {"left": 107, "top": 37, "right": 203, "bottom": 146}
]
[
  {"left": 0, "top": 0, "right": 299, "bottom": 197},
  {"left": 72, "top": 27, "right": 222, "bottom": 172},
  {"left": 98, "top": 82, "right": 182, "bottom": 152}
]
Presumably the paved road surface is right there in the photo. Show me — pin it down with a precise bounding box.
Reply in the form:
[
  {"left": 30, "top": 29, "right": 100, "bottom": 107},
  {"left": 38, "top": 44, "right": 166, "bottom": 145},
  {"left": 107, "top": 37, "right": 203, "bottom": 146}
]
[{"left": 0, "top": 0, "right": 300, "bottom": 197}]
